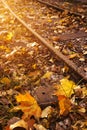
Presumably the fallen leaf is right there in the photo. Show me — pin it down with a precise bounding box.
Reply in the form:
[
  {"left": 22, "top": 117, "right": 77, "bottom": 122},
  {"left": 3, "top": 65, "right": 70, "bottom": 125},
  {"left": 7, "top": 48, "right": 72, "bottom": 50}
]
[
  {"left": 84, "top": 67, "right": 87, "bottom": 72},
  {"left": 10, "top": 119, "right": 28, "bottom": 130},
  {"left": 62, "top": 66, "right": 69, "bottom": 73},
  {"left": 48, "top": 19, "right": 52, "bottom": 22},
  {"left": 69, "top": 53, "right": 78, "bottom": 59},
  {"left": 72, "top": 120, "right": 87, "bottom": 130},
  {"left": 17, "top": 64, "right": 23, "bottom": 67},
  {"left": 14, "top": 85, "right": 22, "bottom": 91},
  {"left": 81, "top": 87, "right": 87, "bottom": 97},
  {"left": 41, "top": 106, "right": 53, "bottom": 118},
  {"left": 1, "top": 77, "right": 11, "bottom": 85},
  {"left": 6, "top": 32, "right": 13, "bottom": 41},
  {"left": 83, "top": 51, "right": 87, "bottom": 55},
  {"left": 28, "top": 70, "right": 40, "bottom": 77},
  {"left": 32, "top": 64, "right": 37, "bottom": 69},
  {"left": 54, "top": 78, "right": 76, "bottom": 97},
  {"left": 58, "top": 95, "right": 72, "bottom": 115},
  {"left": 78, "top": 107, "right": 86, "bottom": 113},
  {"left": 5, "top": 117, "right": 20, "bottom": 130},
  {"left": 27, "top": 119, "right": 35, "bottom": 130},
  {"left": 0, "top": 45, "right": 6, "bottom": 50},
  {"left": 79, "top": 58, "right": 85, "bottom": 61},
  {"left": 34, "top": 124, "right": 46, "bottom": 130},
  {"left": 5, "top": 126, "right": 10, "bottom": 130},
  {"left": 14, "top": 92, "right": 41, "bottom": 119},
  {"left": 42, "top": 71, "right": 53, "bottom": 79},
  {"left": 62, "top": 49, "right": 69, "bottom": 55},
  {"left": 0, "top": 45, "right": 10, "bottom": 52},
  {"left": 74, "top": 85, "right": 87, "bottom": 98}
]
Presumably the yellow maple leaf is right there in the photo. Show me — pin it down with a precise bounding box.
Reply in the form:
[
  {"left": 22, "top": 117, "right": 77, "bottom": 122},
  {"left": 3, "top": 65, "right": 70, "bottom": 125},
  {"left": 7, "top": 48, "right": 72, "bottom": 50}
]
[
  {"left": 54, "top": 78, "right": 75, "bottom": 97},
  {"left": 14, "top": 92, "right": 41, "bottom": 119},
  {"left": 58, "top": 95, "right": 72, "bottom": 115}
]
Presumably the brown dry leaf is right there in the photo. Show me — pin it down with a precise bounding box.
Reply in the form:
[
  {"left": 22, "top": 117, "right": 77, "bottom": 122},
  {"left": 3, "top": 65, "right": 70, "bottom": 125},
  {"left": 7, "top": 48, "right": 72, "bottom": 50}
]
[
  {"left": 74, "top": 85, "right": 87, "bottom": 98},
  {"left": 78, "top": 107, "right": 86, "bottom": 113},
  {"left": 81, "top": 87, "right": 87, "bottom": 97},
  {"left": 14, "top": 85, "right": 22, "bottom": 91},
  {"left": 41, "top": 106, "right": 53, "bottom": 118},
  {"left": 58, "top": 95, "right": 72, "bottom": 115},
  {"left": 72, "top": 120, "right": 87, "bottom": 130},
  {"left": 62, "top": 65, "right": 69, "bottom": 73},
  {"left": 62, "top": 49, "right": 69, "bottom": 55},
  {"left": 14, "top": 92, "right": 41, "bottom": 119},
  {"left": 27, "top": 119, "right": 35, "bottom": 130},
  {"left": 54, "top": 78, "right": 75, "bottom": 97},
  {"left": 7, "top": 114, "right": 33, "bottom": 130},
  {"left": 84, "top": 67, "right": 87, "bottom": 72},
  {"left": 28, "top": 70, "right": 40, "bottom": 77},
  {"left": 79, "top": 58, "right": 85, "bottom": 62},
  {"left": 28, "top": 70, "right": 41, "bottom": 81}
]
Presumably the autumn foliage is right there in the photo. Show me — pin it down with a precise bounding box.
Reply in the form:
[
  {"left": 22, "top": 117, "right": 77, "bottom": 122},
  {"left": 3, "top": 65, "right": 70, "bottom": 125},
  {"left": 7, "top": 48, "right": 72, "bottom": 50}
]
[{"left": 14, "top": 92, "right": 42, "bottom": 120}]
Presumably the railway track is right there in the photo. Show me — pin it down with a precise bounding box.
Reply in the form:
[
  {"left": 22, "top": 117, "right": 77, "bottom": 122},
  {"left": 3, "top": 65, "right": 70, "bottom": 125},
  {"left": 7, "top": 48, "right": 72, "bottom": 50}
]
[
  {"left": 0, "top": 0, "right": 87, "bottom": 128},
  {"left": 1, "top": 0, "right": 87, "bottom": 81},
  {"left": 36, "top": 0, "right": 87, "bottom": 17}
]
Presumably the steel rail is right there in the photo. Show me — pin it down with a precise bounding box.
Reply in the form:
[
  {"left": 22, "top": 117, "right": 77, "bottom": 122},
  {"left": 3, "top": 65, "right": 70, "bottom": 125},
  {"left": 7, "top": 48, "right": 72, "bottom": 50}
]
[
  {"left": 36, "top": 0, "right": 85, "bottom": 17},
  {"left": 1, "top": 0, "right": 87, "bottom": 81}
]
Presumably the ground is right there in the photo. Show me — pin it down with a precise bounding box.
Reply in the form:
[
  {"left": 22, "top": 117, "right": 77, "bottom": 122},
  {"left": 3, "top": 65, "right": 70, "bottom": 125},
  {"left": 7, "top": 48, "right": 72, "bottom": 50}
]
[{"left": 0, "top": 0, "right": 87, "bottom": 130}]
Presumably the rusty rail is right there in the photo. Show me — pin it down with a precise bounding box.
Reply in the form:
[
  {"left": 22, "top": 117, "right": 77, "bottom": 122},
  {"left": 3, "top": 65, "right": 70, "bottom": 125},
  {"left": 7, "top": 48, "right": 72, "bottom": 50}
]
[
  {"left": 36, "top": 0, "right": 86, "bottom": 17},
  {"left": 1, "top": 0, "right": 87, "bottom": 81}
]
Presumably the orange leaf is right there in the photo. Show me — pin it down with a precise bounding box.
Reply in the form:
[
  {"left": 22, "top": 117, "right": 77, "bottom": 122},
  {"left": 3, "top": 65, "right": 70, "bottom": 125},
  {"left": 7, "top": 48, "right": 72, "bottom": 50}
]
[
  {"left": 15, "top": 92, "right": 41, "bottom": 119},
  {"left": 58, "top": 95, "right": 72, "bottom": 115},
  {"left": 16, "top": 92, "right": 36, "bottom": 105}
]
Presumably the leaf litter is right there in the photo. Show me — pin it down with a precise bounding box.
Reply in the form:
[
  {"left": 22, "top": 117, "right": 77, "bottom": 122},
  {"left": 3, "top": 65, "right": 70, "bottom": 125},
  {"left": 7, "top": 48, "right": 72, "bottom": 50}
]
[{"left": 0, "top": 0, "right": 87, "bottom": 130}]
